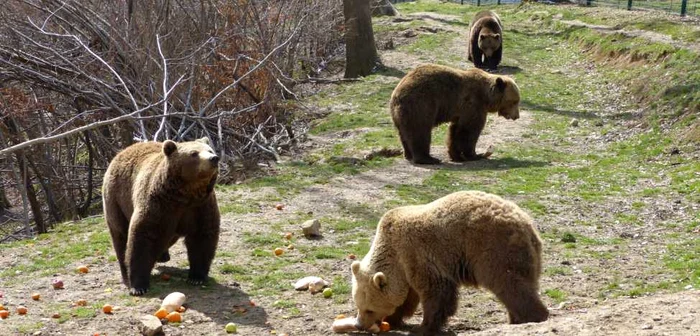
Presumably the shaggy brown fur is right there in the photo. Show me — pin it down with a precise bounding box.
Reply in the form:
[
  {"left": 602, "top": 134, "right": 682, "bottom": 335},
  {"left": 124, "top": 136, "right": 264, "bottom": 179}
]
[
  {"left": 102, "top": 138, "right": 220, "bottom": 296},
  {"left": 468, "top": 10, "right": 503, "bottom": 70},
  {"left": 351, "top": 191, "right": 549, "bottom": 335},
  {"left": 390, "top": 64, "right": 520, "bottom": 165}
]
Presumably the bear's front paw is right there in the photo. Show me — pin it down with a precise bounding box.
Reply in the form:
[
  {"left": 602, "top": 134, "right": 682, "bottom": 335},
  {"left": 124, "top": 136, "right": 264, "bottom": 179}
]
[
  {"left": 187, "top": 277, "right": 208, "bottom": 286},
  {"left": 413, "top": 156, "right": 441, "bottom": 165},
  {"left": 129, "top": 287, "right": 148, "bottom": 296}
]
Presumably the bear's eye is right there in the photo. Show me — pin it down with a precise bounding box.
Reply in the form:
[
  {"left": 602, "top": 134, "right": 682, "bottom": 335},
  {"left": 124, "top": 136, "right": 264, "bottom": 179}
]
[{"left": 190, "top": 151, "right": 199, "bottom": 158}]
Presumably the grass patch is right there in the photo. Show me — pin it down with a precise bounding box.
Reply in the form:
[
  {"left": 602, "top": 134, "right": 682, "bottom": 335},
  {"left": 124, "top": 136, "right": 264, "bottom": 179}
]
[{"left": 544, "top": 288, "right": 567, "bottom": 303}]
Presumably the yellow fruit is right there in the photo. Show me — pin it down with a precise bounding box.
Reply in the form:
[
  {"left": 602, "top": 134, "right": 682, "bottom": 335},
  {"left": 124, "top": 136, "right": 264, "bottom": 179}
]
[
  {"left": 275, "top": 204, "right": 284, "bottom": 210},
  {"left": 0, "top": 310, "right": 9, "bottom": 319},
  {"left": 335, "top": 314, "right": 346, "bottom": 320},
  {"left": 287, "top": 244, "right": 294, "bottom": 250},
  {"left": 102, "top": 305, "right": 113, "bottom": 314},
  {"left": 154, "top": 308, "right": 168, "bottom": 319},
  {"left": 274, "top": 248, "right": 284, "bottom": 256},
  {"left": 31, "top": 293, "right": 41, "bottom": 300},
  {"left": 166, "top": 311, "right": 182, "bottom": 323},
  {"left": 0, "top": 304, "right": 6, "bottom": 311},
  {"left": 17, "top": 306, "right": 28, "bottom": 315},
  {"left": 348, "top": 254, "right": 356, "bottom": 260},
  {"left": 76, "top": 299, "right": 88, "bottom": 306},
  {"left": 176, "top": 306, "right": 186, "bottom": 313},
  {"left": 283, "top": 232, "right": 293, "bottom": 240},
  {"left": 52, "top": 313, "right": 61, "bottom": 318},
  {"left": 77, "top": 265, "right": 89, "bottom": 273}
]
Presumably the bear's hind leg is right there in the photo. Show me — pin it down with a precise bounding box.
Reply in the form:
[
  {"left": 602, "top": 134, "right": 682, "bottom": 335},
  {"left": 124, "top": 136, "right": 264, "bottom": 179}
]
[
  {"left": 384, "top": 287, "right": 420, "bottom": 328},
  {"left": 398, "top": 131, "right": 413, "bottom": 161},
  {"left": 416, "top": 279, "right": 459, "bottom": 334},
  {"left": 104, "top": 203, "right": 129, "bottom": 286},
  {"left": 492, "top": 276, "right": 549, "bottom": 324},
  {"left": 409, "top": 129, "right": 440, "bottom": 165}
]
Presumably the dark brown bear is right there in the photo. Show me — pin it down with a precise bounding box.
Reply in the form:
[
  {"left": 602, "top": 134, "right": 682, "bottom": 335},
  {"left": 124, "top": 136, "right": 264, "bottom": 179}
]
[
  {"left": 468, "top": 10, "right": 503, "bottom": 70},
  {"left": 102, "top": 138, "right": 220, "bottom": 296},
  {"left": 389, "top": 63, "right": 520, "bottom": 165}
]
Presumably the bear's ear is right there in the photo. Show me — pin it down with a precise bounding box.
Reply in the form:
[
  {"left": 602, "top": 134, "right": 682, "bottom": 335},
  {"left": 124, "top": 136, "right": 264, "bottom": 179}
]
[
  {"left": 373, "top": 272, "right": 387, "bottom": 290},
  {"left": 351, "top": 261, "right": 361, "bottom": 276},
  {"left": 494, "top": 33, "right": 501, "bottom": 40},
  {"left": 195, "top": 137, "right": 211, "bottom": 145},
  {"left": 495, "top": 77, "right": 507, "bottom": 92},
  {"left": 163, "top": 140, "right": 177, "bottom": 156}
]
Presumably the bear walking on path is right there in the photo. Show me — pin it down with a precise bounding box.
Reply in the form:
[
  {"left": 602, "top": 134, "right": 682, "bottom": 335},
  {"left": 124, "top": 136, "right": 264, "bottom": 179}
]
[
  {"left": 390, "top": 64, "right": 520, "bottom": 165},
  {"left": 351, "top": 191, "right": 549, "bottom": 335},
  {"left": 102, "top": 138, "right": 221, "bottom": 296},
  {"left": 468, "top": 10, "right": 503, "bottom": 70}
]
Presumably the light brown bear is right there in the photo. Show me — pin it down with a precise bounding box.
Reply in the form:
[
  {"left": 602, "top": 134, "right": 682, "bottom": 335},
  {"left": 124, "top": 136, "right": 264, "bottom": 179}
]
[
  {"left": 390, "top": 64, "right": 520, "bottom": 165},
  {"left": 102, "top": 138, "right": 220, "bottom": 296},
  {"left": 468, "top": 10, "right": 503, "bottom": 70},
  {"left": 351, "top": 191, "right": 549, "bottom": 335}
]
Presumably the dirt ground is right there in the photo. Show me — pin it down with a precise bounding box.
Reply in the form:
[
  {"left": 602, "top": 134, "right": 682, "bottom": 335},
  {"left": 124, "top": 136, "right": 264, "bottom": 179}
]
[{"left": 1, "top": 5, "right": 699, "bottom": 336}]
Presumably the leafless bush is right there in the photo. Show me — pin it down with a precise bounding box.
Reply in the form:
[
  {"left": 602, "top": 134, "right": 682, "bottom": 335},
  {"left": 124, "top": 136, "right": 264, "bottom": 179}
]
[{"left": 0, "top": 0, "right": 344, "bottom": 238}]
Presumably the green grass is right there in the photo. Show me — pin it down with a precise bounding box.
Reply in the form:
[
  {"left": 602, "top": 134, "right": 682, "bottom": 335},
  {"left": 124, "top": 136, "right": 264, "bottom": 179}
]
[{"left": 544, "top": 288, "right": 567, "bottom": 303}]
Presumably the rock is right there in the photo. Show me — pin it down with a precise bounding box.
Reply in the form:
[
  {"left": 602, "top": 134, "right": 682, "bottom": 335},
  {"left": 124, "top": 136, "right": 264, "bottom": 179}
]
[
  {"left": 161, "top": 292, "right": 186, "bottom": 312},
  {"left": 641, "top": 325, "right": 653, "bottom": 330},
  {"left": 302, "top": 219, "right": 321, "bottom": 238},
  {"left": 140, "top": 315, "right": 164, "bottom": 336},
  {"left": 403, "top": 29, "right": 417, "bottom": 38},
  {"left": 384, "top": 38, "right": 395, "bottom": 50},
  {"left": 561, "top": 260, "right": 571, "bottom": 266},
  {"left": 294, "top": 276, "right": 330, "bottom": 294},
  {"left": 594, "top": 120, "right": 604, "bottom": 127},
  {"left": 570, "top": 118, "right": 579, "bottom": 127},
  {"left": 363, "top": 147, "right": 402, "bottom": 161}
]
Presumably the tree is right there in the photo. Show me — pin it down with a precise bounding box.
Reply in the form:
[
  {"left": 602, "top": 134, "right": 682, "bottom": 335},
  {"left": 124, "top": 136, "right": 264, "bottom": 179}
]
[
  {"left": 343, "top": 0, "right": 380, "bottom": 78},
  {"left": 372, "top": 0, "right": 399, "bottom": 17}
]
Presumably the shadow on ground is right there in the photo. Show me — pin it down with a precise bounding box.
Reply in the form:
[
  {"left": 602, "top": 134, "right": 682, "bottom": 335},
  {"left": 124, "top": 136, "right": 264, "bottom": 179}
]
[
  {"left": 145, "top": 265, "right": 268, "bottom": 328},
  {"left": 414, "top": 157, "right": 549, "bottom": 171}
]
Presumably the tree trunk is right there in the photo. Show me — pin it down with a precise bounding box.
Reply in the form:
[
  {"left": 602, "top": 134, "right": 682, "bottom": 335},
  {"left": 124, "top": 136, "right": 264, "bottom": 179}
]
[
  {"left": 343, "top": 0, "right": 380, "bottom": 78},
  {"left": 0, "top": 185, "right": 9, "bottom": 211},
  {"left": 372, "top": 0, "right": 399, "bottom": 17}
]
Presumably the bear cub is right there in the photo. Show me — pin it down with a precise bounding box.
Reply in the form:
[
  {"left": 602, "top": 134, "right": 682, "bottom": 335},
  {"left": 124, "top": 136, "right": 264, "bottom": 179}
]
[
  {"left": 390, "top": 63, "right": 520, "bottom": 165},
  {"left": 102, "top": 138, "right": 221, "bottom": 295},
  {"left": 351, "top": 191, "right": 549, "bottom": 335},
  {"left": 468, "top": 10, "right": 503, "bottom": 70}
]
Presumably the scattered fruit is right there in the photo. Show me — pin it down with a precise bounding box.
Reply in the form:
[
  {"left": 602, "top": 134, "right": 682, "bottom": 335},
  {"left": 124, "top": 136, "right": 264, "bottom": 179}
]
[
  {"left": 52, "top": 313, "right": 61, "bottom": 319},
  {"left": 176, "top": 306, "right": 186, "bottom": 313},
  {"left": 102, "top": 304, "right": 113, "bottom": 314},
  {"left": 161, "top": 273, "right": 171, "bottom": 281},
  {"left": 249, "top": 300, "right": 256, "bottom": 307},
  {"left": 0, "top": 304, "right": 5, "bottom": 310},
  {"left": 323, "top": 288, "right": 333, "bottom": 298},
  {"left": 77, "top": 265, "right": 89, "bottom": 273},
  {"left": 275, "top": 204, "right": 284, "bottom": 210},
  {"left": 287, "top": 244, "right": 294, "bottom": 250},
  {"left": 76, "top": 299, "right": 88, "bottom": 306},
  {"left": 154, "top": 308, "right": 168, "bottom": 319},
  {"left": 165, "top": 311, "right": 182, "bottom": 323},
  {"left": 283, "top": 232, "right": 293, "bottom": 240},
  {"left": 335, "top": 314, "right": 346, "bottom": 320},
  {"left": 0, "top": 310, "right": 9, "bottom": 319},
  {"left": 274, "top": 248, "right": 284, "bottom": 256},
  {"left": 225, "top": 322, "right": 238, "bottom": 333},
  {"left": 379, "top": 321, "right": 391, "bottom": 332},
  {"left": 31, "top": 293, "right": 41, "bottom": 300},
  {"left": 17, "top": 306, "right": 28, "bottom": 315},
  {"left": 294, "top": 276, "right": 330, "bottom": 293},
  {"left": 347, "top": 254, "right": 356, "bottom": 260},
  {"left": 52, "top": 278, "right": 64, "bottom": 289}
]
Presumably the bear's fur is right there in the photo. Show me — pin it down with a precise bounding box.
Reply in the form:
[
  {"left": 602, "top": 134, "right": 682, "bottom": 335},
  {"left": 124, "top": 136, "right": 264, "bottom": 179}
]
[
  {"left": 351, "top": 191, "right": 549, "bottom": 335},
  {"left": 468, "top": 10, "right": 503, "bottom": 70},
  {"left": 390, "top": 64, "right": 520, "bottom": 165},
  {"left": 102, "top": 138, "right": 221, "bottom": 296}
]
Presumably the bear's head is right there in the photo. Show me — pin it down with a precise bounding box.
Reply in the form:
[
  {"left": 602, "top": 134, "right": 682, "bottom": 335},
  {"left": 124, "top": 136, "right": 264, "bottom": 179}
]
[
  {"left": 162, "top": 137, "right": 219, "bottom": 192},
  {"left": 491, "top": 76, "right": 520, "bottom": 120},
  {"left": 350, "top": 261, "right": 406, "bottom": 330},
  {"left": 478, "top": 29, "right": 501, "bottom": 57}
]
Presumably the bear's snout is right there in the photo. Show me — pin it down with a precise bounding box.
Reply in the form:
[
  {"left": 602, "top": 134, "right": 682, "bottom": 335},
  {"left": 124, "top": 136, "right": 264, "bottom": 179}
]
[{"left": 209, "top": 156, "right": 220, "bottom": 165}]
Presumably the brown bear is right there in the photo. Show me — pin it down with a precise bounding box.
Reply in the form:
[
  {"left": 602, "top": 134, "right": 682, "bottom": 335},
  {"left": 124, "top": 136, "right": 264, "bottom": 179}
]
[
  {"left": 102, "top": 138, "right": 221, "bottom": 296},
  {"left": 468, "top": 10, "right": 503, "bottom": 70},
  {"left": 350, "top": 191, "right": 549, "bottom": 335},
  {"left": 389, "top": 63, "right": 520, "bottom": 165}
]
